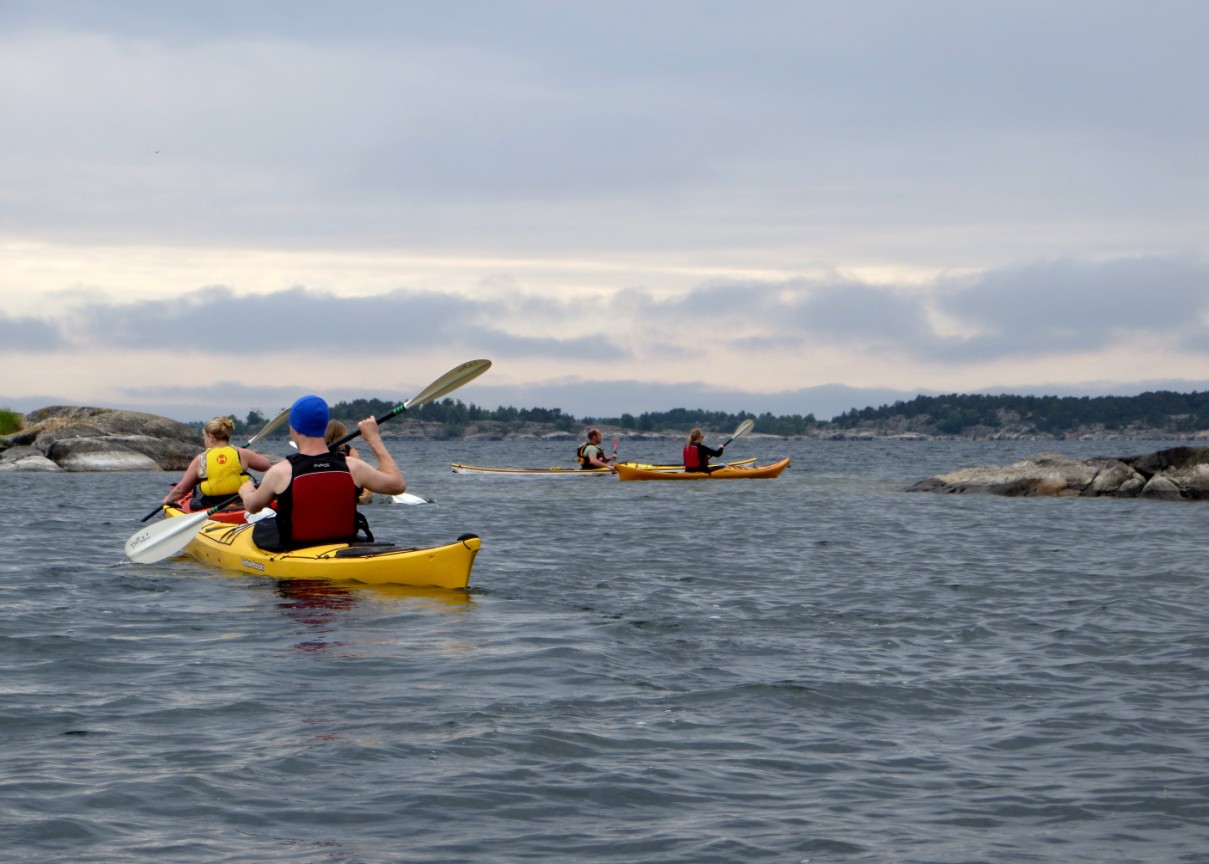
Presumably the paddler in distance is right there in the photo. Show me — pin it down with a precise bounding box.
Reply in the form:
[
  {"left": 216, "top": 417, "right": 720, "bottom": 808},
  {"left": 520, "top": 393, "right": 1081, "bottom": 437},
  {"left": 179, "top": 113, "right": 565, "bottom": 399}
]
[
  {"left": 683, "top": 427, "right": 725, "bottom": 473},
  {"left": 577, "top": 427, "right": 617, "bottom": 471},
  {"left": 239, "top": 395, "right": 405, "bottom": 551}
]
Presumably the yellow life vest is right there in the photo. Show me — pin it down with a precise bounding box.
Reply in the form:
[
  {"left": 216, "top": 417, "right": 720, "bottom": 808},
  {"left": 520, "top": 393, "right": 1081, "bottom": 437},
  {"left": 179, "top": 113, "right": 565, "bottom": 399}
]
[{"left": 198, "top": 445, "right": 251, "bottom": 496}]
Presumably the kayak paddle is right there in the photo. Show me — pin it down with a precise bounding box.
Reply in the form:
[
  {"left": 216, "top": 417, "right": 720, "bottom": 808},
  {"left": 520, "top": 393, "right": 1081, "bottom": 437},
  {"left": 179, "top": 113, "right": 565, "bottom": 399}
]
[
  {"left": 124, "top": 358, "right": 492, "bottom": 564},
  {"left": 138, "top": 405, "right": 293, "bottom": 522},
  {"left": 720, "top": 418, "right": 755, "bottom": 449}
]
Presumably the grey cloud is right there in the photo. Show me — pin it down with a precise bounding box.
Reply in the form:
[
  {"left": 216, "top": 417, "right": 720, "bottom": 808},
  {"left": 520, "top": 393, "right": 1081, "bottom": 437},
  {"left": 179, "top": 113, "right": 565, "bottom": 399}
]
[
  {"left": 635, "top": 256, "right": 1209, "bottom": 365},
  {"left": 795, "top": 283, "right": 934, "bottom": 347},
  {"left": 934, "top": 256, "right": 1209, "bottom": 360},
  {"left": 663, "top": 277, "right": 935, "bottom": 350},
  {"left": 472, "top": 330, "right": 629, "bottom": 361},
  {"left": 670, "top": 281, "right": 774, "bottom": 319},
  {"left": 75, "top": 286, "right": 466, "bottom": 352},
  {"left": 72, "top": 285, "right": 628, "bottom": 361},
  {"left": 0, "top": 313, "right": 67, "bottom": 351}
]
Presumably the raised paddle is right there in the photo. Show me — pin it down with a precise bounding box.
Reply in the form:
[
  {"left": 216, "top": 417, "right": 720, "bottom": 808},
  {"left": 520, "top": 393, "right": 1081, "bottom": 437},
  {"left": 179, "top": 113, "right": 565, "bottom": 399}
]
[
  {"left": 322, "top": 359, "right": 491, "bottom": 451},
  {"left": 720, "top": 418, "right": 755, "bottom": 449},
  {"left": 138, "top": 405, "right": 293, "bottom": 522},
  {"left": 124, "top": 358, "right": 492, "bottom": 564}
]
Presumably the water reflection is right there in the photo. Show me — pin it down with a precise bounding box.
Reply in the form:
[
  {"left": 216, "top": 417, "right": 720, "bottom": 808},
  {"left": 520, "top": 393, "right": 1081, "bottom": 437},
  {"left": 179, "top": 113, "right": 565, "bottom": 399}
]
[
  {"left": 272, "top": 578, "right": 473, "bottom": 651},
  {"left": 273, "top": 578, "right": 473, "bottom": 613}
]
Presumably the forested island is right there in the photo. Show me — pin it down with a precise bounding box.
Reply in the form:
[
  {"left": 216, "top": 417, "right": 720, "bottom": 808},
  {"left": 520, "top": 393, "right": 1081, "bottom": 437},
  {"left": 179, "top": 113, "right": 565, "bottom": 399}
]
[{"left": 225, "top": 390, "right": 1209, "bottom": 440}]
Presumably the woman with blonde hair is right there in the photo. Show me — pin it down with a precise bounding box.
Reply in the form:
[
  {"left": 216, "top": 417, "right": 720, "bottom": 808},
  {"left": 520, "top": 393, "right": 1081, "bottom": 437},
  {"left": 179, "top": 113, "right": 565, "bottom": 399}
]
[
  {"left": 162, "top": 416, "right": 273, "bottom": 509},
  {"left": 683, "top": 427, "right": 725, "bottom": 473}
]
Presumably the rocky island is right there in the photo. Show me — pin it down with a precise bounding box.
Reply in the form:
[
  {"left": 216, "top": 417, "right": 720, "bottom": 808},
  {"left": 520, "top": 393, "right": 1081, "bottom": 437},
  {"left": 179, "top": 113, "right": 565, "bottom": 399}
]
[
  {"left": 909, "top": 447, "right": 1209, "bottom": 500},
  {"left": 0, "top": 406, "right": 202, "bottom": 472}
]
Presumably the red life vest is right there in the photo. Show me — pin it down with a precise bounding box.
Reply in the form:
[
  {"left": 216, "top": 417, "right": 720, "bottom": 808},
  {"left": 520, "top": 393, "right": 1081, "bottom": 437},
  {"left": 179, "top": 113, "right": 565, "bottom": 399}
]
[
  {"left": 276, "top": 452, "right": 358, "bottom": 547},
  {"left": 683, "top": 444, "right": 702, "bottom": 470}
]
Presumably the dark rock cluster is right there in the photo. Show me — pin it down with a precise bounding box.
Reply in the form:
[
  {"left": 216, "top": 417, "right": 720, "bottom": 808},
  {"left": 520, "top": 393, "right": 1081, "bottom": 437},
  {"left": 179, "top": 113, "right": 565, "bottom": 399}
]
[
  {"left": 0, "top": 406, "right": 201, "bottom": 473},
  {"left": 908, "top": 447, "right": 1209, "bottom": 500}
]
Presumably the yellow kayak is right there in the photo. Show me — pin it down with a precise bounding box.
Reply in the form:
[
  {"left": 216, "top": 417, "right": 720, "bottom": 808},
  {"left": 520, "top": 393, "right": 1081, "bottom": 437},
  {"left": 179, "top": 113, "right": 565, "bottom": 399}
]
[
  {"left": 164, "top": 504, "right": 480, "bottom": 590},
  {"left": 614, "top": 457, "right": 791, "bottom": 481}
]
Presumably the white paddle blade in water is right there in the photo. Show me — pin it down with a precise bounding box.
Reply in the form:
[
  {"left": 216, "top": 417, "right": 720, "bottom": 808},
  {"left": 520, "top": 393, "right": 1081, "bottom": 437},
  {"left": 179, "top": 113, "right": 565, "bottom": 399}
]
[
  {"left": 124, "top": 510, "right": 212, "bottom": 564},
  {"left": 391, "top": 492, "right": 433, "bottom": 505}
]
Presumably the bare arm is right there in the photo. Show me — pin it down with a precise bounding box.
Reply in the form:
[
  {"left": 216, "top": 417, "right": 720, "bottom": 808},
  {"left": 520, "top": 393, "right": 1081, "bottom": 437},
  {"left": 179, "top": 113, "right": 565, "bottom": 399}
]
[
  {"left": 239, "top": 461, "right": 290, "bottom": 514},
  {"left": 238, "top": 447, "right": 273, "bottom": 473},
  {"left": 347, "top": 417, "right": 405, "bottom": 495},
  {"left": 162, "top": 457, "right": 201, "bottom": 503}
]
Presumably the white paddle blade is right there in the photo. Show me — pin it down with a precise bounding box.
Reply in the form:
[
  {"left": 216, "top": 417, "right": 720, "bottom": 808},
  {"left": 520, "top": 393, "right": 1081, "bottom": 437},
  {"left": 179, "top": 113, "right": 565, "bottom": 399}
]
[
  {"left": 391, "top": 492, "right": 433, "bottom": 505},
  {"left": 244, "top": 406, "right": 291, "bottom": 446},
  {"left": 732, "top": 418, "right": 755, "bottom": 440},
  {"left": 124, "top": 510, "right": 211, "bottom": 564}
]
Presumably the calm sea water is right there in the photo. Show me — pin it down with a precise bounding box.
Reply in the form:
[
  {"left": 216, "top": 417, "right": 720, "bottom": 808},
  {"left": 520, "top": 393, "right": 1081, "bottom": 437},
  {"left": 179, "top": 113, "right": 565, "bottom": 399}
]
[{"left": 1, "top": 436, "right": 1207, "bottom": 864}]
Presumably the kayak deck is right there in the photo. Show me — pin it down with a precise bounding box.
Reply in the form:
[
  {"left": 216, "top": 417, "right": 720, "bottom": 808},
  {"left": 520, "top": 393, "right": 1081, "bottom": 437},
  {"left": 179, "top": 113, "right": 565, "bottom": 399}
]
[
  {"left": 614, "top": 457, "right": 791, "bottom": 481},
  {"left": 165, "top": 505, "right": 479, "bottom": 589}
]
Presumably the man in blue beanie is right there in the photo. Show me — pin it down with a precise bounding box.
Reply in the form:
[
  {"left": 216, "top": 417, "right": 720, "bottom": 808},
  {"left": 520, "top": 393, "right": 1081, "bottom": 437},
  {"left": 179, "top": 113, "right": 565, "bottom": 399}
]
[{"left": 239, "top": 395, "right": 405, "bottom": 550}]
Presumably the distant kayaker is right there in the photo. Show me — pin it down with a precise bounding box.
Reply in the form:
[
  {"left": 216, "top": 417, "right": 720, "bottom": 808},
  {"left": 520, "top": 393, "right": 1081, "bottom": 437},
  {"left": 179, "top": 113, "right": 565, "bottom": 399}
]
[
  {"left": 162, "top": 416, "right": 273, "bottom": 509},
  {"left": 325, "top": 419, "right": 375, "bottom": 505},
  {"left": 239, "top": 395, "right": 405, "bottom": 551},
  {"left": 577, "top": 428, "right": 616, "bottom": 470},
  {"left": 683, "top": 427, "right": 724, "bottom": 473}
]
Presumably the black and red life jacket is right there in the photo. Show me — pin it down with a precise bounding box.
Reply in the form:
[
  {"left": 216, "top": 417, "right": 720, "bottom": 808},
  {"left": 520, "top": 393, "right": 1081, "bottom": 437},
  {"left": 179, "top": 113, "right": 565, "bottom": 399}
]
[{"left": 276, "top": 451, "right": 359, "bottom": 548}]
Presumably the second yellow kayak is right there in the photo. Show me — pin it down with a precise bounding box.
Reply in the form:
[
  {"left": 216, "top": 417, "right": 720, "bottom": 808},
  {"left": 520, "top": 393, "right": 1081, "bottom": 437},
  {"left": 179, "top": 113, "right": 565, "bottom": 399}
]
[{"left": 614, "top": 458, "right": 791, "bottom": 481}]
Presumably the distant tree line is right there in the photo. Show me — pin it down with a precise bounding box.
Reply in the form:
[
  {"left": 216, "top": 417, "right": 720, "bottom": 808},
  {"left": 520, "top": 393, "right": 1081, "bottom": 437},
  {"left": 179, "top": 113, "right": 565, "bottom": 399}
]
[
  {"left": 832, "top": 391, "right": 1209, "bottom": 435},
  {"left": 328, "top": 398, "right": 578, "bottom": 439},
  {"left": 218, "top": 400, "right": 820, "bottom": 438},
  {"left": 212, "top": 390, "right": 1209, "bottom": 439},
  {"left": 586, "top": 408, "right": 820, "bottom": 437}
]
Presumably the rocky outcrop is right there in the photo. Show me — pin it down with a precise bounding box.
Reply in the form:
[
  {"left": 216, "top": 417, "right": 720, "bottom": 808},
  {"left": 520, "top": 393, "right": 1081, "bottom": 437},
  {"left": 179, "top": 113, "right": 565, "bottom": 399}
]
[
  {"left": 0, "top": 406, "right": 201, "bottom": 473},
  {"left": 908, "top": 447, "right": 1209, "bottom": 499}
]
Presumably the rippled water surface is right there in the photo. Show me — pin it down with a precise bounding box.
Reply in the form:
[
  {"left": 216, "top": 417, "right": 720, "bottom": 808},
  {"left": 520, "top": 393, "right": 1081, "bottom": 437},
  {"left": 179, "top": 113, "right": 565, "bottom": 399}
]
[{"left": 2, "top": 437, "right": 1207, "bottom": 863}]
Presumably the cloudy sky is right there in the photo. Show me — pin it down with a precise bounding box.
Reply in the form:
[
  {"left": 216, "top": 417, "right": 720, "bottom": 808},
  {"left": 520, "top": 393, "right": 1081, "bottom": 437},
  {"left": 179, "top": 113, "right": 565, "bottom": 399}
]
[{"left": 3, "top": 1, "right": 1207, "bottom": 423}]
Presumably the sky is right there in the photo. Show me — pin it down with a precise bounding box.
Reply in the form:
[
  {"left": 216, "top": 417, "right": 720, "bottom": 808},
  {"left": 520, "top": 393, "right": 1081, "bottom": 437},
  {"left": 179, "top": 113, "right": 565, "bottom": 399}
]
[{"left": 2, "top": 0, "right": 1207, "bottom": 424}]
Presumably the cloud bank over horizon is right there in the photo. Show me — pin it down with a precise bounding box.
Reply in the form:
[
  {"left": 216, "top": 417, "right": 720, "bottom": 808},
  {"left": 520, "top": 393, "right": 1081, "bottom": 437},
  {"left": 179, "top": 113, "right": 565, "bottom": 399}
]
[{"left": 4, "top": 253, "right": 1208, "bottom": 423}]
